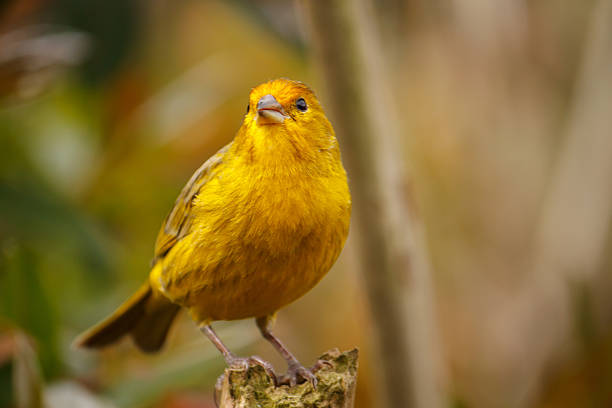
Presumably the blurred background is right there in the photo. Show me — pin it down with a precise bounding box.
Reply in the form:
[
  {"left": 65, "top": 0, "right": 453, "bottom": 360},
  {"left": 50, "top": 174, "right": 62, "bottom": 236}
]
[{"left": 1, "top": 0, "right": 612, "bottom": 407}]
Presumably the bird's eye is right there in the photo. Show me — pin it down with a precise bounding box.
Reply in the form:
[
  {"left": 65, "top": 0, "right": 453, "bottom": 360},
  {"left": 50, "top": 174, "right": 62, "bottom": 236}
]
[
  {"left": 295, "top": 98, "right": 307, "bottom": 112},
  {"left": 246, "top": 104, "right": 250, "bottom": 114}
]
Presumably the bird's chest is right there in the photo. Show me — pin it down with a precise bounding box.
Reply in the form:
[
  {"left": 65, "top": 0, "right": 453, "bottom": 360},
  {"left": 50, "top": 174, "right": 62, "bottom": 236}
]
[
  {"left": 225, "top": 167, "right": 334, "bottom": 254},
  {"left": 173, "top": 164, "right": 349, "bottom": 320},
  {"left": 246, "top": 183, "right": 318, "bottom": 249}
]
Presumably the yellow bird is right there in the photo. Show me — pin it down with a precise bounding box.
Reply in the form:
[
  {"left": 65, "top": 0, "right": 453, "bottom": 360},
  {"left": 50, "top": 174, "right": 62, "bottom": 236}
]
[{"left": 75, "top": 78, "right": 351, "bottom": 385}]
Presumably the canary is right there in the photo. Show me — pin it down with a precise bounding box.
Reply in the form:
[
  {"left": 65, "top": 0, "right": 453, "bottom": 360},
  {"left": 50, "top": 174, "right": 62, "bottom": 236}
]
[{"left": 75, "top": 78, "right": 351, "bottom": 385}]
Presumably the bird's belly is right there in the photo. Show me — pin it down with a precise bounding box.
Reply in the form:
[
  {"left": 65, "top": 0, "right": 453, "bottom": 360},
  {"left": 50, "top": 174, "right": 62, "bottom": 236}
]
[
  {"left": 190, "top": 262, "right": 317, "bottom": 321},
  {"left": 184, "top": 227, "right": 343, "bottom": 322},
  {"left": 152, "top": 215, "right": 348, "bottom": 323},
  {"left": 154, "top": 172, "right": 351, "bottom": 323}
]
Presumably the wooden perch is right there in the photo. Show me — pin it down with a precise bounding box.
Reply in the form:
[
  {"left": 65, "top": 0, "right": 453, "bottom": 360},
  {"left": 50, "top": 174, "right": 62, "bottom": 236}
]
[{"left": 216, "top": 349, "right": 358, "bottom": 408}]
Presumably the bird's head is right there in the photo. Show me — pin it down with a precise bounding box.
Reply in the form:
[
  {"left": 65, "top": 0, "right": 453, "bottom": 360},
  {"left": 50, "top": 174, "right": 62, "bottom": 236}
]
[{"left": 238, "top": 78, "right": 337, "bottom": 161}]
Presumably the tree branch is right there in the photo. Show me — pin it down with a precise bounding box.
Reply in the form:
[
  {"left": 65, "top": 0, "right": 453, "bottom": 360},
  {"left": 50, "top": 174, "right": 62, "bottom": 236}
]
[{"left": 217, "top": 349, "right": 358, "bottom": 408}]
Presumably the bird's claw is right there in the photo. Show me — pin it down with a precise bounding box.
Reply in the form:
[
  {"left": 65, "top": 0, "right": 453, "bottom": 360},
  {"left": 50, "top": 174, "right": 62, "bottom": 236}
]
[
  {"left": 279, "top": 361, "right": 319, "bottom": 388},
  {"left": 224, "top": 355, "right": 328, "bottom": 389},
  {"left": 226, "top": 355, "right": 278, "bottom": 386},
  {"left": 311, "top": 358, "right": 332, "bottom": 373}
]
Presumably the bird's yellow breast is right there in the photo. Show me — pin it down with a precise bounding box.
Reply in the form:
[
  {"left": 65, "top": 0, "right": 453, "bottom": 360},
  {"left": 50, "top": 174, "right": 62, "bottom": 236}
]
[{"left": 150, "top": 139, "right": 351, "bottom": 323}]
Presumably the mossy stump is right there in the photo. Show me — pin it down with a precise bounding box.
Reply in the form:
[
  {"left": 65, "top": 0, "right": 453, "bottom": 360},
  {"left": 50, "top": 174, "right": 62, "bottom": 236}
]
[{"left": 217, "top": 348, "right": 358, "bottom": 408}]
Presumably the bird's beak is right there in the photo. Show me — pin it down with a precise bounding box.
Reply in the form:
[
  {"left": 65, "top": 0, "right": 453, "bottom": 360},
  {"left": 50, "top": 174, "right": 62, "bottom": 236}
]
[{"left": 256, "top": 94, "right": 287, "bottom": 125}]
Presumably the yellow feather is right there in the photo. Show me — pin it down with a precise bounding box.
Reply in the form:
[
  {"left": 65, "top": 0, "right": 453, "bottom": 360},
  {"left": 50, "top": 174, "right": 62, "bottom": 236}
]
[{"left": 77, "top": 78, "right": 351, "bottom": 350}]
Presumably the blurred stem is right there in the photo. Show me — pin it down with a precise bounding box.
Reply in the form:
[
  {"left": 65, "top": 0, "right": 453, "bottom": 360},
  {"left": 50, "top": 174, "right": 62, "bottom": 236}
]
[
  {"left": 516, "top": 0, "right": 612, "bottom": 404},
  {"left": 302, "top": 1, "right": 446, "bottom": 407},
  {"left": 532, "top": 0, "right": 612, "bottom": 287},
  {"left": 13, "top": 332, "right": 44, "bottom": 408}
]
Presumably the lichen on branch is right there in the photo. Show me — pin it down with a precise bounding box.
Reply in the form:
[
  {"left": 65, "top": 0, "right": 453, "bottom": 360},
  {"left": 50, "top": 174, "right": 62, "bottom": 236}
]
[{"left": 217, "top": 349, "right": 358, "bottom": 408}]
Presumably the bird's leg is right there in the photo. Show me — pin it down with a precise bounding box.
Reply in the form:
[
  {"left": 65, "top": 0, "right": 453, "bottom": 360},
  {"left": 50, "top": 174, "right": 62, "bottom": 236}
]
[
  {"left": 200, "top": 324, "right": 278, "bottom": 385},
  {"left": 256, "top": 316, "right": 327, "bottom": 387}
]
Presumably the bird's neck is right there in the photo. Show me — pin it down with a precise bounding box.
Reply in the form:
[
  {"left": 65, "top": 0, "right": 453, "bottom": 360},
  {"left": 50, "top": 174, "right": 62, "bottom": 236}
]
[{"left": 235, "top": 125, "right": 330, "bottom": 171}]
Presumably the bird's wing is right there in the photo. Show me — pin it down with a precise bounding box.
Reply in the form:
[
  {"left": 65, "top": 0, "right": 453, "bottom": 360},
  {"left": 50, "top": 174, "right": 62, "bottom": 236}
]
[{"left": 152, "top": 142, "right": 231, "bottom": 263}]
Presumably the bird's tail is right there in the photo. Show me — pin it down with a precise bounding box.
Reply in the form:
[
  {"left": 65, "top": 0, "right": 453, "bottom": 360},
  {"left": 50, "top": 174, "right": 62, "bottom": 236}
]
[{"left": 74, "top": 282, "right": 180, "bottom": 353}]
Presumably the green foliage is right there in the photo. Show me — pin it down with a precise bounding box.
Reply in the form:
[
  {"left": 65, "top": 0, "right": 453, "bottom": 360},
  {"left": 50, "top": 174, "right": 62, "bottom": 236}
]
[
  {"left": 0, "top": 245, "right": 62, "bottom": 379},
  {"left": 50, "top": 0, "right": 140, "bottom": 85},
  {"left": 0, "top": 362, "right": 13, "bottom": 407}
]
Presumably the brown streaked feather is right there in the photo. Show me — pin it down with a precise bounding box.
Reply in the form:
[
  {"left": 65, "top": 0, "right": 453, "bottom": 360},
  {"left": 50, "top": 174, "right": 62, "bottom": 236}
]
[
  {"left": 130, "top": 296, "right": 180, "bottom": 353},
  {"left": 73, "top": 283, "right": 152, "bottom": 348},
  {"left": 153, "top": 143, "right": 231, "bottom": 263},
  {"left": 73, "top": 282, "right": 181, "bottom": 352}
]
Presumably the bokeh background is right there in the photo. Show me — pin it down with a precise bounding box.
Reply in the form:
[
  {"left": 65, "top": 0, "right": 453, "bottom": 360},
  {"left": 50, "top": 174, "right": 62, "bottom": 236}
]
[{"left": 1, "top": 0, "right": 612, "bottom": 407}]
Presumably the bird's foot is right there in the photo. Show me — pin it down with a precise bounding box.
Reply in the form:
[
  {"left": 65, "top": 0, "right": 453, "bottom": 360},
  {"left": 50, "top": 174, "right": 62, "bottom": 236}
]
[
  {"left": 278, "top": 359, "right": 329, "bottom": 388},
  {"left": 226, "top": 354, "right": 278, "bottom": 385},
  {"left": 311, "top": 358, "right": 333, "bottom": 372}
]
